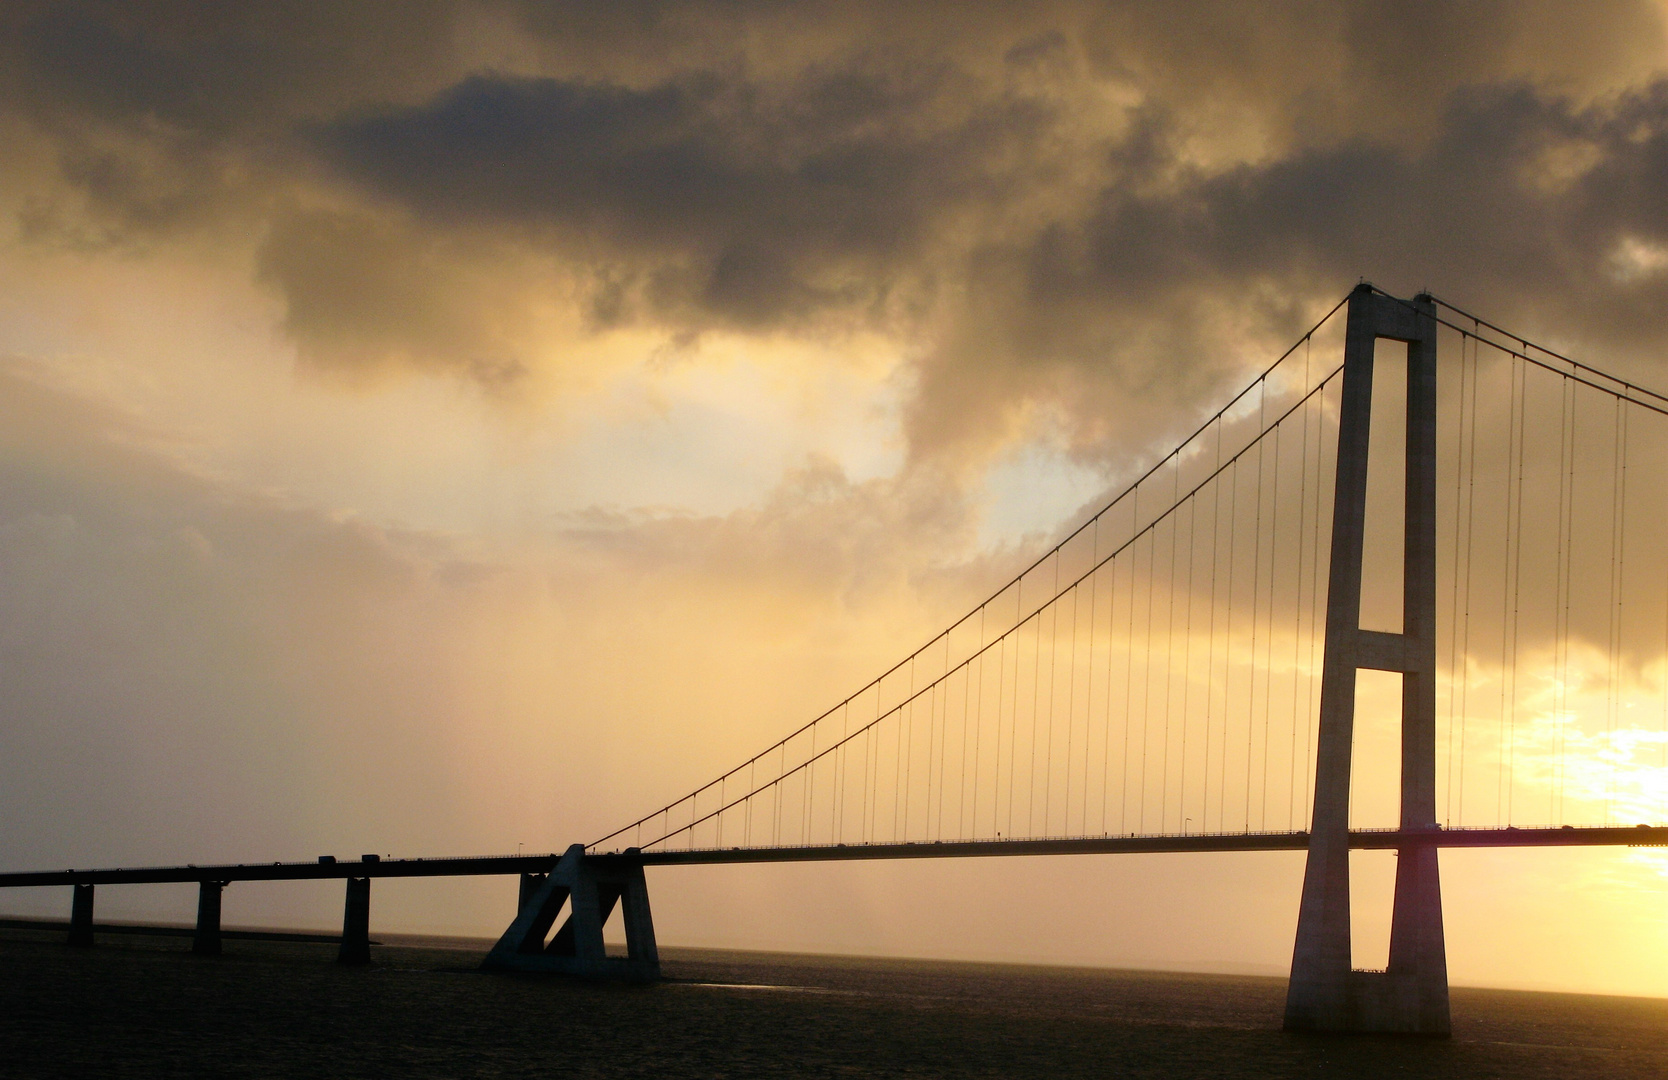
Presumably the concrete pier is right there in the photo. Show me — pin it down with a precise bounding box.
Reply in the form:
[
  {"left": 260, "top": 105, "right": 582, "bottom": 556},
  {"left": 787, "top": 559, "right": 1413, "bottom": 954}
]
[
  {"left": 518, "top": 872, "right": 547, "bottom": 913},
  {"left": 193, "top": 881, "right": 224, "bottom": 955},
  {"left": 1284, "top": 287, "right": 1450, "bottom": 1035},
  {"left": 67, "top": 884, "right": 94, "bottom": 948},
  {"left": 337, "top": 877, "right": 371, "bottom": 965},
  {"left": 482, "top": 845, "right": 659, "bottom": 982}
]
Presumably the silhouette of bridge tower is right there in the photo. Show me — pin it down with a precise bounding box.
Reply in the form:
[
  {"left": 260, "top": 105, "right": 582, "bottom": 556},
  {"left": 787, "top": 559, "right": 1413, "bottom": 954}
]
[
  {"left": 9, "top": 283, "right": 1668, "bottom": 1036},
  {"left": 484, "top": 287, "right": 1462, "bottom": 1031},
  {"left": 1285, "top": 286, "right": 1447, "bottom": 1034},
  {"left": 463, "top": 283, "right": 1668, "bottom": 1032}
]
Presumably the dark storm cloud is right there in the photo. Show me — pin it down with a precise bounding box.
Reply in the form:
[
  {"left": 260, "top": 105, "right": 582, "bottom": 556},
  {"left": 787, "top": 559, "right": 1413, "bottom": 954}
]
[
  {"left": 0, "top": 1, "right": 460, "bottom": 130},
  {"left": 6, "top": 0, "right": 1668, "bottom": 462},
  {"left": 904, "top": 79, "right": 1668, "bottom": 459},
  {"left": 0, "top": 1, "right": 464, "bottom": 245},
  {"left": 312, "top": 66, "right": 1023, "bottom": 328}
]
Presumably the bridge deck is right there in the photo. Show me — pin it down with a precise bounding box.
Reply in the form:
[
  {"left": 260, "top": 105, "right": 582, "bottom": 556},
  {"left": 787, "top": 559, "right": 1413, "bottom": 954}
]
[{"left": 0, "top": 826, "right": 1661, "bottom": 887}]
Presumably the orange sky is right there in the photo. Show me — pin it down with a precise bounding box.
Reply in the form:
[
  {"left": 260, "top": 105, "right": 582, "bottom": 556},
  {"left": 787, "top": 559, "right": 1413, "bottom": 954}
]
[{"left": 3, "top": 1, "right": 1668, "bottom": 997}]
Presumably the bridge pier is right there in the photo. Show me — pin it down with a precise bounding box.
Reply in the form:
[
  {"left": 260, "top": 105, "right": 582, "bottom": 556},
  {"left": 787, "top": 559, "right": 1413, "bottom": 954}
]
[
  {"left": 67, "top": 883, "right": 94, "bottom": 947},
  {"left": 193, "top": 881, "right": 225, "bottom": 955},
  {"left": 518, "top": 872, "right": 547, "bottom": 912},
  {"left": 1285, "top": 286, "right": 1450, "bottom": 1035},
  {"left": 337, "top": 877, "right": 371, "bottom": 965},
  {"left": 482, "top": 844, "right": 659, "bottom": 982}
]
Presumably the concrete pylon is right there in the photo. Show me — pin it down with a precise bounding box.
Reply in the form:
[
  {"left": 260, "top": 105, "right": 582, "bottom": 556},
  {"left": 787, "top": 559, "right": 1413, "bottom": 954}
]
[
  {"left": 193, "top": 881, "right": 225, "bottom": 955},
  {"left": 1284, "top": 285, "right": 1450, "bottom": 1035},
  {"left": 67, "top": 883, "right": 94, "bottom": 948},
  {"left": 337, "top": 877, "right": 372, "bottom": 965},
  {"left": 481, "top": 844, "right": 659, "bottom": 982}
]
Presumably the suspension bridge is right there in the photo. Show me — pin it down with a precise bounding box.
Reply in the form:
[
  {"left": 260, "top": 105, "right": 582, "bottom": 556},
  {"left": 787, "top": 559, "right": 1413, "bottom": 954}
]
[{"left": 6, "top": 284, "right": 1668, "bottom": 1034}]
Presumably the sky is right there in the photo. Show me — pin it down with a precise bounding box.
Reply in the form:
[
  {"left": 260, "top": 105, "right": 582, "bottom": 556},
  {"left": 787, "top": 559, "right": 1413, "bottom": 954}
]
[{"left": 3, "top": 0, "right": 1668, "bottom": 996}]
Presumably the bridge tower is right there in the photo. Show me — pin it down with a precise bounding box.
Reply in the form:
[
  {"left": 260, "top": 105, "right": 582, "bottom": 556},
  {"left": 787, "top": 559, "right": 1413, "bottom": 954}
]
[{"left": 1284, "top": 285, "right": 1450, "bottom": 1035}]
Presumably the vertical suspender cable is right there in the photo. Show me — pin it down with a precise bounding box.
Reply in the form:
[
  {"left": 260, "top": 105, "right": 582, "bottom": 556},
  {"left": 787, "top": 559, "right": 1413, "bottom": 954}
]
[
  {"left": 1290, "top": 353, "right": 1313, "bottom": 829},
  {"left": 1246, "top": 380, "right": 1267, "bottom": 831},
  {"left": 1261, "top": 408, "right": 1282, "bottom": 830},
  {"left": 1554, "top": 377, "right": 1575, "bottom": 824},
  {"left": 1100, "top": 553, "right": 1117, "bottom": 834},
  {"left": 1161, "top": 454, "right": 1182, "bottom": 831},
  {"left": 1446, "top": 332, "right": 1469, "bottom": 823},
  {"left": 1222, "top": 455, "right": 1240, "bottom": 831},
  {"left": 1083, "top": 521, "right": 1100, "bottom": 833},
  {"left": 1606, "top": 397, "right": 1627, "bottom": 825},
  {"left": 1496, "top": 351, "right": 1519, "bottom": 827},
  {"left": 967, "top": 606, "right": 986, "bottom": 838},
  {"left": 1457, "top": 330, "right": 1480, "bottom": 825},
  {"left": 1043, "top": 556, "right": 1062, "bottom": 833},
  {"left": 1063, "top": 561, "right": 1081, "bottom": 833},
  {"left": 1127, "top": 490, "right": 1140, "bottom": 837},
  {"left": 1008, "top": 578, "right": 1022, "bottom": 837},
  {"left": 1178, "top": 480, "right": 1198, "bottom": 831},
  {"left": 1028, "top": 574, "right": 1045, "bottom": 834},
  {"left": 1139, "top": 485, "right": 1160, "bottom": 833},
  {"left": 1203, "top": 417, "right": 1223, "bottom": 833},
  {"left": 899, "top": 659, "right": 913, "bottom": 841},
  {"left": 1506, "top": 357, "right": 1526, "bottom": 824},
  {"left": 938, "top": 631, "right": 952, "bottom": 838}
]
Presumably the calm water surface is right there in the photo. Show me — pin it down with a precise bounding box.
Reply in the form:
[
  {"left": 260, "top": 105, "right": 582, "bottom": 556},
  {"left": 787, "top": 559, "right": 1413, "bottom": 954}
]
[{"left": 1, "top": 927, "right": 1664, "bottom": 1077}]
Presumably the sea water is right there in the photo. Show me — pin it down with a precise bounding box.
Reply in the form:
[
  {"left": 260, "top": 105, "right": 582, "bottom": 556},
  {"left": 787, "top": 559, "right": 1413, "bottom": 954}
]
[{"left": 1, "top": 928, "right": 1663, "bottom": 1077}]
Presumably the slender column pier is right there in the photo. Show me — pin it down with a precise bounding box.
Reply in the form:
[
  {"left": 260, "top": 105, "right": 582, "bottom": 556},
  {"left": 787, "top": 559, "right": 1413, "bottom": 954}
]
[
  {"left": 67, "top": 884, "right": 94, "bottom": 948},
  {"left": 337, "top": 877, "right": 371, "bottom": 965},
  {"left": 1284, "top": 286, "right": 1449, "bottom": 1035},
  {"left": 193, "top": 881, "right": 225, "bottom": 955}
]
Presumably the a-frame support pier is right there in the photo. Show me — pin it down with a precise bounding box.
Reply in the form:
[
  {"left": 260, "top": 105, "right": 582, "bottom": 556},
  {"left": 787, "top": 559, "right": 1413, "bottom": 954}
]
[
  {"left": 1284, "top": 285, "right": 1450, "bottom": 1035},
  {"left": 481, "top": 844, "right": 659, "bottom": 982}
]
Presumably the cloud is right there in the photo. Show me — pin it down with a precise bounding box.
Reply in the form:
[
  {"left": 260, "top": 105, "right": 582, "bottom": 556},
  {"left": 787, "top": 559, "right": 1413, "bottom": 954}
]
[
  {"left": 311, "top": 64, "right": 1012, "bottom": 333},
  {"left": 255, "top": 204, "right": 541, "bottom": 382},
  {"left": 306, "top": 4, "right": 1668, "bottom": 473},
  {"left": 902, "top": 78, "right": 1668, "bottom": 463},
  {"left": 4, "top": 0, "right": 1668, "bottom": 480}
]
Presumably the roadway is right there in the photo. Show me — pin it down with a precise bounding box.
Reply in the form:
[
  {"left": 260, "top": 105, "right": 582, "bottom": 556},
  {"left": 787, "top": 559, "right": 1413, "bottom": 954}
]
[{"left": 1, "top": 825, "right": 1662, "bottom": 886}]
